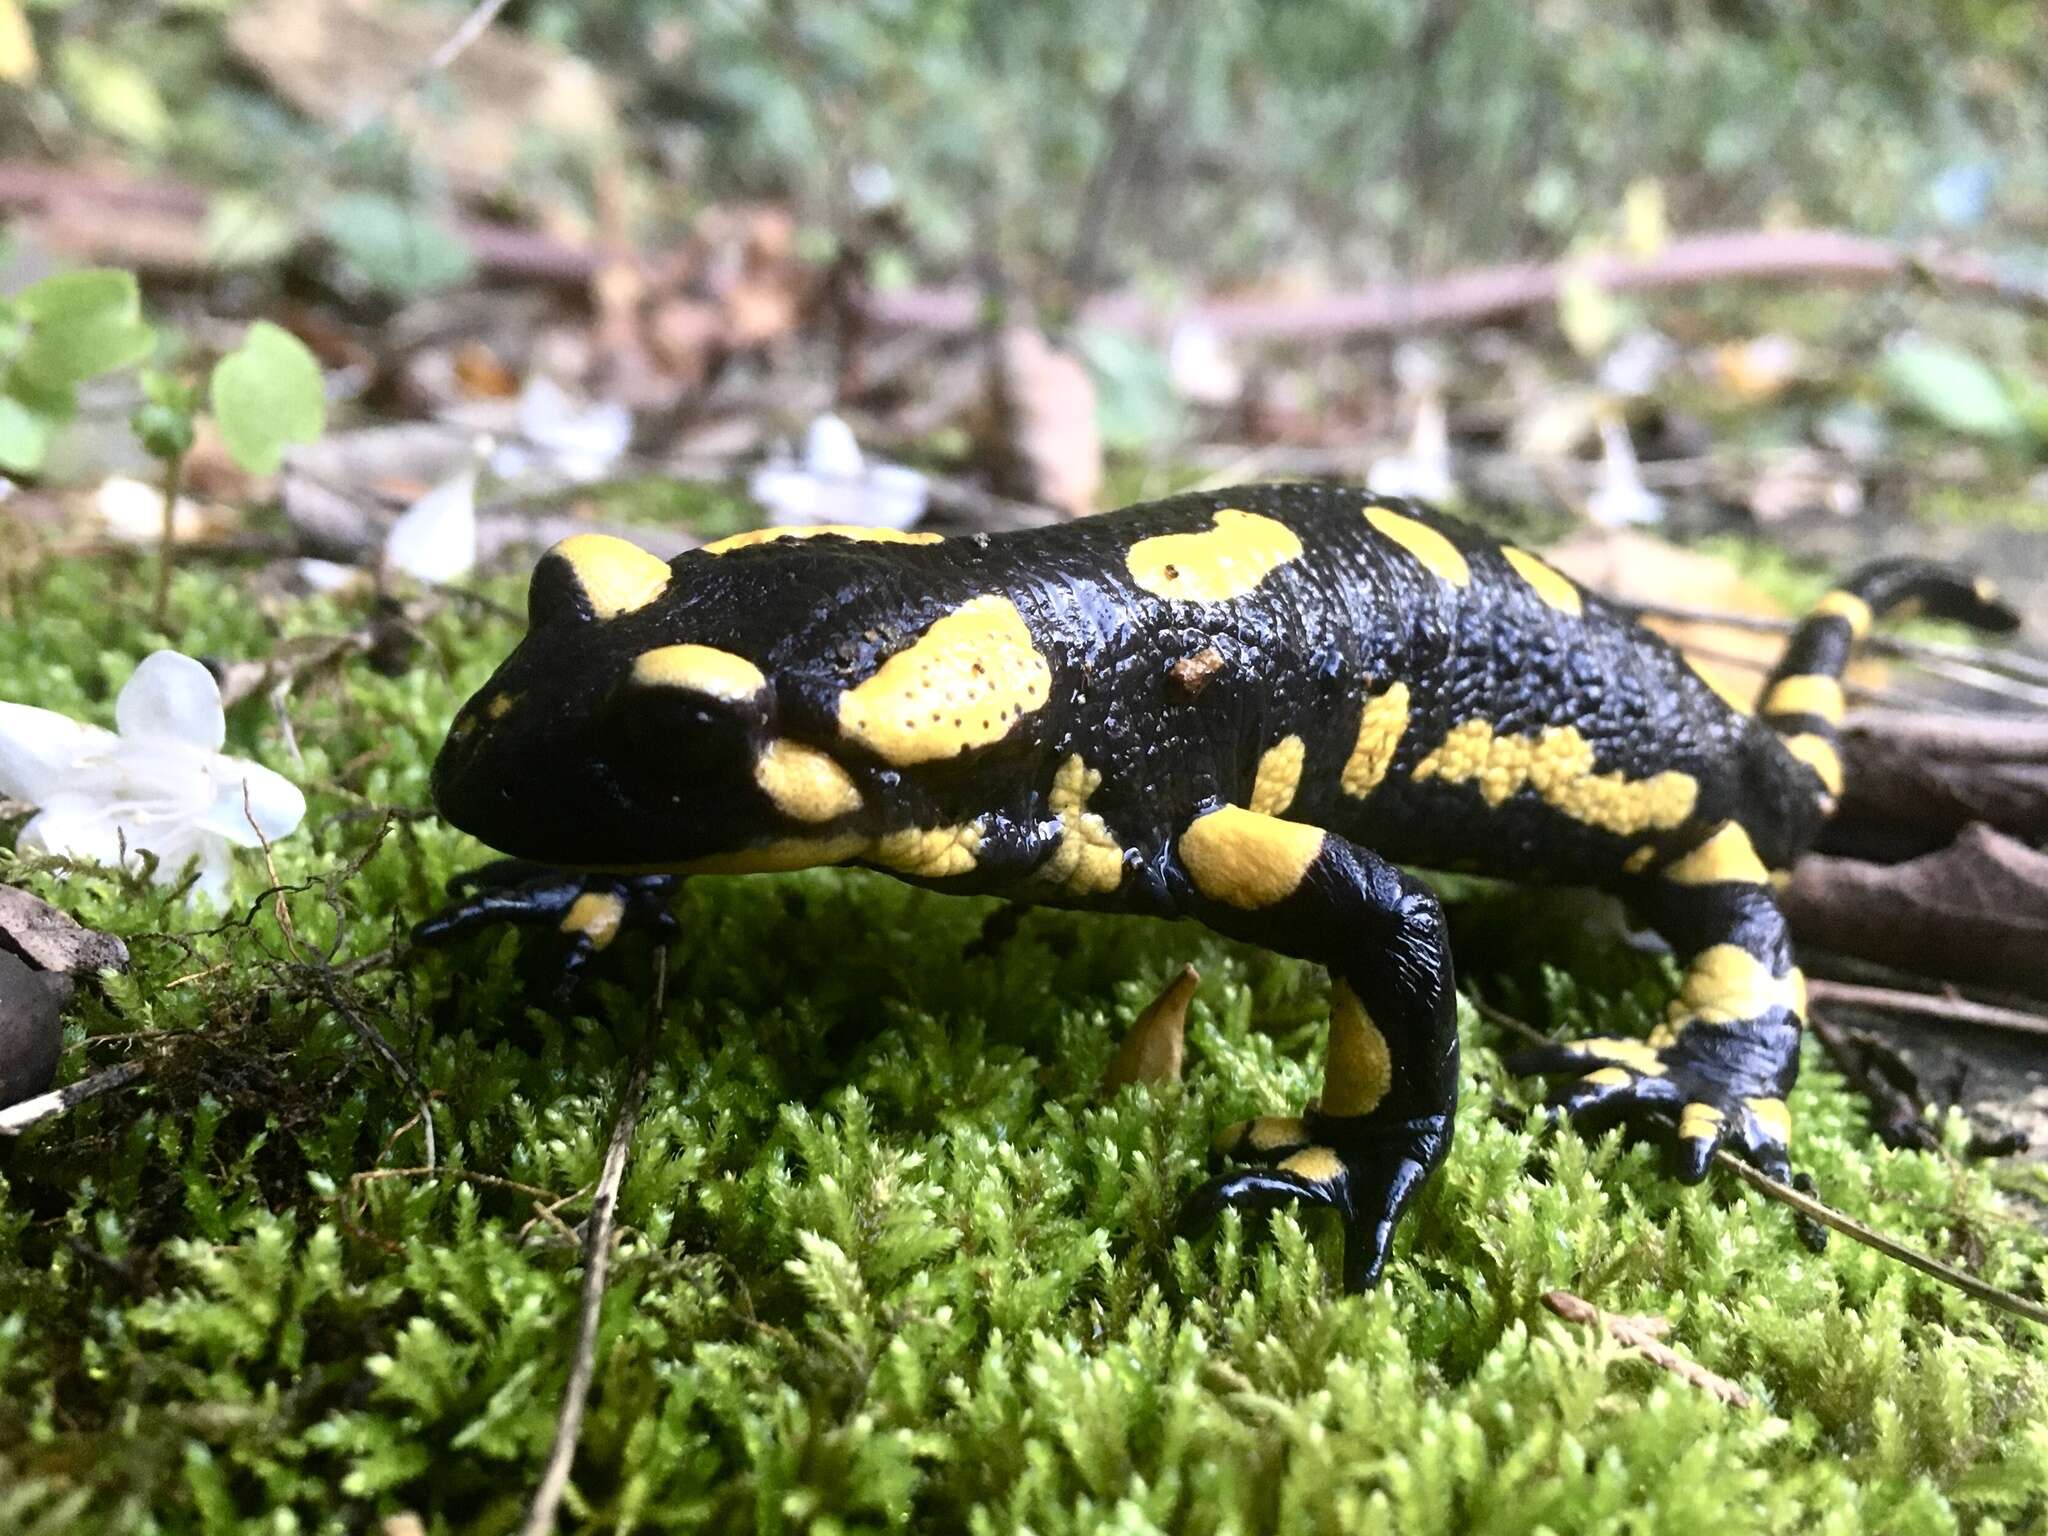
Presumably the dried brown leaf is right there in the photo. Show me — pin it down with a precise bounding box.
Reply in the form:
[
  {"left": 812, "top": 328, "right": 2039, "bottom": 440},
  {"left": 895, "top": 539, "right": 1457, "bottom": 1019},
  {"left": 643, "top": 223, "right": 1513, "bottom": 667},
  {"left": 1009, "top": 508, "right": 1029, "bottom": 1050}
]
[{"left": 1784, "top": 825, "right": 2048, "bottom": 1001}]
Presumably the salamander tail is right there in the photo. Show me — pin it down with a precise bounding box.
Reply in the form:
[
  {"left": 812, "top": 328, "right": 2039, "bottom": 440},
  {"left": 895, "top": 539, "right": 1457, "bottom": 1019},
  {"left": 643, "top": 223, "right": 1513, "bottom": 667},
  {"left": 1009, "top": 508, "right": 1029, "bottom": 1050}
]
[{"left": 1760, "top": 559, "right": 2020, "bottom": 802}]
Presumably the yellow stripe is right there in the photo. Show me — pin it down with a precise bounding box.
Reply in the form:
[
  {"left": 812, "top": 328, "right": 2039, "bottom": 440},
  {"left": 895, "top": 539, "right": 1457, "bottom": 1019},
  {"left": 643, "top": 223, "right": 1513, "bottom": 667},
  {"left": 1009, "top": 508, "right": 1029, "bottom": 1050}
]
[
  {"left": 1809, "top": 589, "right": 1871, "bottom": 638},
  {"left": 1501, "top": 546, "right": 1582, "bottom": 616},
  {"left": 1366, "top": 507, "right": 1471, "bottom": 587},
  {"left": 1762, "top": 675, "right": 1844, "bottom": 724},
  {"left": 633, "top": 644, "right": 768, "bottom": 701},
  {"left": 1663, "top": 822, "right": 1769, "bottom": 887},
  {"left": 1780, "top": 733, "right": 1844, "bottom": 797}
]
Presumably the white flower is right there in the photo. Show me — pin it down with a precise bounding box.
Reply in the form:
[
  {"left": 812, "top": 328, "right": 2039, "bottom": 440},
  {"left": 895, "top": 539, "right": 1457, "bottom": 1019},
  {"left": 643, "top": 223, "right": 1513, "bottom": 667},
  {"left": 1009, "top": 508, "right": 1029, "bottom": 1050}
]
[
  {"left": 748, "top": 413, "right": 928, "bottom": 531},
  {"left": 0, "top": 652, "right": 305, "bottom": 903},
  {"left": 491, "top": 376, "right": 631, "bottom": 484},
  {"left": 1586, "top": 415, "right": 1665, "bottom": 527},
  {"left": 1367, "top": 394, "right": 1457, "bottom": 506},
  {"left": 383, "top": 467, "right": 478, "bottom": 584}
]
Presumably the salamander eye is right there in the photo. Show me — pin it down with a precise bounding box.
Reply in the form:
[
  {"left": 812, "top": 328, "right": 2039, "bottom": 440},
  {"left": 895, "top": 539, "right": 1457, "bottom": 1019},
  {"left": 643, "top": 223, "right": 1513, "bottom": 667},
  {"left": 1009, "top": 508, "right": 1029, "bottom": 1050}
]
[
  {"left": 528, "top": 534, "right": 672, "bottom": 628},
  {"left": 607, "top": 643, "right": 773, "bottom": 792}
]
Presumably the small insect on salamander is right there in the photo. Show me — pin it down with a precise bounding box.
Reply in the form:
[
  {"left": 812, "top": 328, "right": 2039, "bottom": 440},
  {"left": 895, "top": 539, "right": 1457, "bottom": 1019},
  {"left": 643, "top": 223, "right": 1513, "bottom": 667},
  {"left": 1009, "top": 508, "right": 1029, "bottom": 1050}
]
[{"left": 418, "top": 484, "right": 2019, "bottom": 1289}]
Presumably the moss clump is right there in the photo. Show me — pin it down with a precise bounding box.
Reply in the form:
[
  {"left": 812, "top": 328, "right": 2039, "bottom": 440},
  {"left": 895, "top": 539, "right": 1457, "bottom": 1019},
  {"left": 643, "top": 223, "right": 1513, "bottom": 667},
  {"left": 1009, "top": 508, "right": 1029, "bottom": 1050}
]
[{"left": 0, "top": 551, "right": 2044, "bottom": 1534}]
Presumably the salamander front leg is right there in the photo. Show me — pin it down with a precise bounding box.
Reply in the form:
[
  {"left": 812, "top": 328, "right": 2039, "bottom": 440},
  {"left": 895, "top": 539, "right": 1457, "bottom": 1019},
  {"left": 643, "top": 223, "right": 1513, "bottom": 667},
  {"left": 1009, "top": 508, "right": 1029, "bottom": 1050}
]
[
  {"left": 1170, "top": 808, "right": 1460, "bottom": 1291},
  {"left": 414, "top": 860, "right": 679, "bottom": 1002}
]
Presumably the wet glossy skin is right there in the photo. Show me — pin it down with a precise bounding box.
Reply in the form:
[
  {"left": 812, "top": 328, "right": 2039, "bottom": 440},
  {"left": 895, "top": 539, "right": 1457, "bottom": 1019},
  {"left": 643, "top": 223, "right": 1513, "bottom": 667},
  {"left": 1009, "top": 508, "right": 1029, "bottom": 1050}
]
[{"left": 423, "top": 484, "right": 2017, "bottom": 1290}]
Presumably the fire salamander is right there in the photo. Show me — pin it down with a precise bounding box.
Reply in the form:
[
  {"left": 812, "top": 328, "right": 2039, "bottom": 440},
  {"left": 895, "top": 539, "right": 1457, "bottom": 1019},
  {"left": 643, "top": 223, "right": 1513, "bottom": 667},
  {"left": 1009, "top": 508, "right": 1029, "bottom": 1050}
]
[{"left": 420, "top": 484, "right": 2018, "bottom": 1290}]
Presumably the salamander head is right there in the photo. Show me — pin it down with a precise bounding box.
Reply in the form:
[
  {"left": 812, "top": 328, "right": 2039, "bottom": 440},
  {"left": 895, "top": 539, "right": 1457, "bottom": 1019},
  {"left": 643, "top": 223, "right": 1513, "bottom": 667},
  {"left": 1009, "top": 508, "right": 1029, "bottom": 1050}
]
[{"left": 430, "top": 535, "right": 863, "bottom": 870}]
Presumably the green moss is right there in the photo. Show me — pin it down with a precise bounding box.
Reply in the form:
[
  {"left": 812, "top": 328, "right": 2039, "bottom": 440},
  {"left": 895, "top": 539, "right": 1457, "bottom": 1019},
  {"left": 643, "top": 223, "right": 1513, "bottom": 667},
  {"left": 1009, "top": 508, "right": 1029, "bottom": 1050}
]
[{"left": 0, "top": 553, "right": 2043, "bottom": 1534}]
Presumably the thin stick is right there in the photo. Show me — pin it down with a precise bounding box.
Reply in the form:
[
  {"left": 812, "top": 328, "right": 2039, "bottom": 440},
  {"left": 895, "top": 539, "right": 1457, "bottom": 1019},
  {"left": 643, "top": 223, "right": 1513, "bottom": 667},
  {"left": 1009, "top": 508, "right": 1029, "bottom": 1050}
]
[
  {"left": 151, "top": 449, "right": 186, "bottom": 633},
  {"left": 1805, "top": 978, "right": 2048, "bottom": 1041},
  {"left": 1473, "top": 998, "right": 2048, "bottom": 1329},
  {"left": 520, "top": 947, "right": 667, "bottom": 1536},
  {"left": 1623, "top": 599, "right": 2048, "bottom": 690},
  {"left": 0, "top": 1060, "right": 146, "bottom": 1135}
]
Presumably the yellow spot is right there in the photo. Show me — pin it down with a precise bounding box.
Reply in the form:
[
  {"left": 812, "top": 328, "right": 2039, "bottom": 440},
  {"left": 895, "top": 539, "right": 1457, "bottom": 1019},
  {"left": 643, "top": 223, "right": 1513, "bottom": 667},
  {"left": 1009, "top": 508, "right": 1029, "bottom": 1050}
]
[
  {"left": 1239, "top": 1116, "right": 1310, "bottom": 1154},
  {"left": 1668, "top": 946, "right": 1807, "bottom": 1030},
  {"left": 1809, "top": 589, "right": 1872, "bottom": 638},
  {"left": 633, "top": 644, "right": 767, "bottom": 702},
  {"left": 1323, "top": 980, "right": 1392, "bottom": 1117},
  {"left": 870, "top": 822, "right": 984, "bottom": 879},
  {"left": 485, "top": 692, "right": 519, "bottom": 721},
  {"left": 1974, "top": 576, "right": 2001, "bottom": 606},
  {"left": 549, "top": 534, "right": 671, "bottom": 619},
  {"left": 1581, "top": 1067, "right": 1633, "bottom": 1088},
  {"left": 701, "top": 524, "right": 945, "bottom": 555},
  {"left": 1341, "top": 683, "right": 1409, "bottom": 798},
  {"left": 1678, "top": 1102, "right": 1726, "bottom": 1142},
  {"left": 1125, "top": 508, "right": 1304, "bottom": 603},
  {"left": 559, "top": 891, "right": 626, "bottom": 950},
  {"left": 1780, "top": 732, "right": 1844, "bottom": 797},
  {"left": 1762, "top": 674, "right": 1844, "bottom": 724},
  {"left": 1664, "top": 822, "right": 1769, "bottom": 887},
  {"left": 1623, "top": 845, "right": 1659, "bottom": 874},
  {"left": 1278, "top": 1147, "right": 1345, "bottom": 1183},
  {"left": 753, "top": 739, "right": 862, "bottom": 822},
  {"left": 1366, "top": 506, "right": 1470, "bottom": 587},
  {"left": 837, "top": 596, "right": 1052, "bottom": 765},
  {"left": 1039, "top": 756, "right": 1126, "bottom": 895},
  {"left": 1569, "top": 1037, "right": 1668, "bottom": 1075},
  {"left": 1412, "top": 718, "right": 1699, "bottom": 835},
  {"left": 1178, "top": 806, "right": 1325, "bottom": 910},
  {"left": 1501, "top": 547, "right": 1582, "bottom": 616},
  {"left": 1250, "top": 735, "right": 1306, "bottom": 816},
  {"left": 1745, "top": 1096, "right": 1792, "bottom": 1144},
  {"left": 678, "top": 835, "right": 866, "bottom": 875}
]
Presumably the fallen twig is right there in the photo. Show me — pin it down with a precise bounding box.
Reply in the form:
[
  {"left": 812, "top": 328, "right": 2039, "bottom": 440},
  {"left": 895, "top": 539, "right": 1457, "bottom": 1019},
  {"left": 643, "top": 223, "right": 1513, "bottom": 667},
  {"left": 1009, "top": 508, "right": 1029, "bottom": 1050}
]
[
  {"left": 520, "top": 946, "right": 667, "bottom": 1536},
  {"left": 1620, "top": 600, "right": 2048, "bottom": 693},
  {"left": 1474, "top": 998, "right": 2048, "bottom": 1329},
  {"left": 1806, "top": 978, "right": 2048, "bottom": 1041},
  {"left": 1541, "top": 1289, "right": 1754, "bottom": 1407},
  {"left": 0, "top": 1060, "right": 146, "bottom": 1135},
  {"left": 873, "top": 228, "right": 2048, "bottom": 337}
]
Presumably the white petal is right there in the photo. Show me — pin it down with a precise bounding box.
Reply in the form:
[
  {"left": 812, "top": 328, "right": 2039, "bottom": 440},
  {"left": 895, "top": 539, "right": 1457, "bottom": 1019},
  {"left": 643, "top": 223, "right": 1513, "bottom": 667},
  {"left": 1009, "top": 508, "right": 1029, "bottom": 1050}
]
[
  {"left": 0, "top": 703, "right": 116, "bottom": 805},
  {"left": 183, "top": 838, "right": 236, "bottom": 904},
  {"left": 518, "top": 377, "right": 630, "bottom": 483},
  {"left": 855, "top": 462, "right": 929, "bottom": 530},
  {"left": 295, "top": 558, "right": 365, "bottom": 594},
  {"left": 802, "top": 414, "right": 864, "bottom": 480},
  {"left": 749, "top": 461, "right": 822, "bottom": 526},
  {"left": 19, "top": 794, "right": 131, "bottom": 865},
  {"left": 115, "top": 652, "right": 225, "bottom": 751},
  {"left": 384, "top": 468, "right": 478, "bottom": 584},
  {"left": 199, "top": 759, "right": 307, "bottom": 847}
]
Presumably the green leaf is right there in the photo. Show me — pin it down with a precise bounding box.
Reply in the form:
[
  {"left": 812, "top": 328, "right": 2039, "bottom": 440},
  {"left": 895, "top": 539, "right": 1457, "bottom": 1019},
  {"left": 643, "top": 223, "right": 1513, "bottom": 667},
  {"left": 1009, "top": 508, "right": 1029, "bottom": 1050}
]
[
  {"left": 205, "top": 193, "right": 299, "bottom": 270},
  {"left": 10, "top": 269, "right": 153, "bottom": 389},
  {"left": 1882, "top": 339, "right": 2027, "bottom": 440},
  {"left": 209, "top": 321, "right": 325, "bottom": 475},
  {"left": 320, "top": 193, "right": 473, "bottom": 299},
  {"left": 0, "top": 393, "right": 53, "bottom": 472},
  {"left": 1075, "top": 327, "right": 1178, "bottom": 453},
  {"left": 57, "top": 40, "right": 172, "bottom": 151},
  {"left": 14, "top": 269, "right": 139, "bottom": 327}
]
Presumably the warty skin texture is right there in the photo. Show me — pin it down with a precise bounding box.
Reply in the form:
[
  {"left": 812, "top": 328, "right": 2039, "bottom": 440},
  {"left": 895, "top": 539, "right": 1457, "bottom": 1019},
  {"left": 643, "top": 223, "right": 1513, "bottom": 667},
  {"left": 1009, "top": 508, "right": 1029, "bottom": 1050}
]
[{"left": 424, "top": 482, "right": 2019, "bottom": 1290}]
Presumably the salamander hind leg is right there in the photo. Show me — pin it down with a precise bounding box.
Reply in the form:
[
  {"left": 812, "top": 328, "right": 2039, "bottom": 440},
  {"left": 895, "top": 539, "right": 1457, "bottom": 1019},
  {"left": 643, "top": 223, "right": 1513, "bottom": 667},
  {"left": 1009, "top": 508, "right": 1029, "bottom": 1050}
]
[
  {"left": 1171, "top": 807, "right": 1460, "bottom": 1291},
  {"left": 1511, "top": 821, "right": 1804, "bottom": 1186}
]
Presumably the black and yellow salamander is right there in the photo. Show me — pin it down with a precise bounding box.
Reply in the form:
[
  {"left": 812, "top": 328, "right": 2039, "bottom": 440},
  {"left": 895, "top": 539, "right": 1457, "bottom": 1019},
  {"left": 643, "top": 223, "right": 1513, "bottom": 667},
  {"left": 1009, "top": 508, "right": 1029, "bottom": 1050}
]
[{"left": 419, "top": 483, "right": 2018, "bottom": 1290}]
